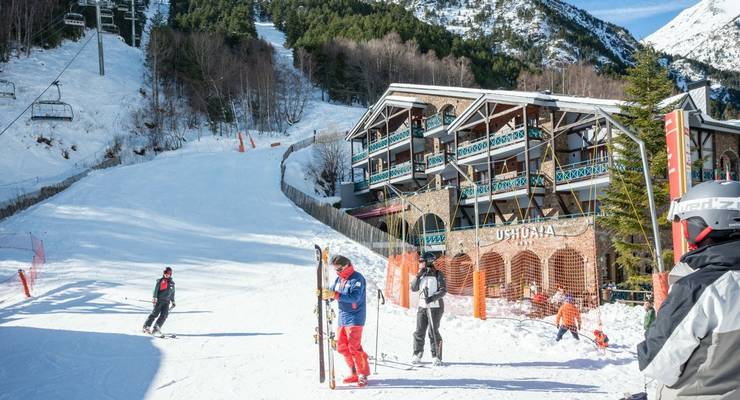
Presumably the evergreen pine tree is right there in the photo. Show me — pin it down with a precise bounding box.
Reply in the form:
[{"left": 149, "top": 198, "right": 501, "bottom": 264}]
[{"left": 600, "top": 48, "right": 674, "bottom": 279}]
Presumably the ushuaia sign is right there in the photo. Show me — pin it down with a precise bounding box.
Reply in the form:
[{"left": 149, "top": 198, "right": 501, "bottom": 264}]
[{"left": 496, "top": 225, "right": 556, "bottom": 241}]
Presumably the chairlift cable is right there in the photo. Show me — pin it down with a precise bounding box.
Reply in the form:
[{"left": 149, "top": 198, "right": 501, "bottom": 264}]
[{"left": 0, "top": 33, "right": 96, "bottom": 137}]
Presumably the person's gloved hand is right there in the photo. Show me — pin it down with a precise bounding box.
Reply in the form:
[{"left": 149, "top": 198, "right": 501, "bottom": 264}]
[
  {"left": 321, "top": 288, "right": 336, "bottom": 300},
  {"left": 170, "top": 302, "right": 176, "bottom": 310}
]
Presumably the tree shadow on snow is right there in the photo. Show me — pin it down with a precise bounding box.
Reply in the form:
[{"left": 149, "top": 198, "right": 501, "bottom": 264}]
[
  {"left": 0, "top": 326, "right": 161, "bottom": 399},
  {"left": 369, "top": 377, "right": 603, "bottom": 393},
  {"left": 0, "top": 280, "right": 207, "bottom": 325},
  {"left": 488, "top": 357, "right": 634, "bottom": 370}
]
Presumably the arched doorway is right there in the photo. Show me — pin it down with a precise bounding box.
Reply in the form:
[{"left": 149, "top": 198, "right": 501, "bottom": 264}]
[
  {"left": 510, "top": 250, "right": 542, "bottom": 301},
  {"left": 480, "top": 251, "right": 505, "bottom": 298},
  {"left": 411, "top": 213, "right": 446, "bottom": 247},
  {"left": 442, "top": 253, "right": 475, "bottom": 296},
  {"left": 548, "top": 248, "right": 586, "bottom": 297},
  {"left": 377, "top": 221, "right": 388, "bottom": 233},
  {"left": 388, "top": 217, "right": 410, "bottom": 242}
]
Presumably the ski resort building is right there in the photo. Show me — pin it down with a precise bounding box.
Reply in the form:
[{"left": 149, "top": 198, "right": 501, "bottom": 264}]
[{"left": 342, "top": 82, "right": 740, "bottom": 304}]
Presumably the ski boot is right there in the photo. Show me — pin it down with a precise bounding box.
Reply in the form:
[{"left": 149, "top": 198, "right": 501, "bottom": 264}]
[
  {"left": 357, "top": 375, "right": 368, "bottom": 387},
  {"left": 152, "top": 325, "right": 161, "bottom": 336},
  {"left": 432, "top": 357, "right": 443, "bottom": 367},
  {"left": 342, "top": 375, "right": 359, "bottom": 384},
  {"left": 142, "top": 326, "right": 151, "bottom": 334},
  {"left": 411, "top": 353, "right": 422, "bottom": 364}
]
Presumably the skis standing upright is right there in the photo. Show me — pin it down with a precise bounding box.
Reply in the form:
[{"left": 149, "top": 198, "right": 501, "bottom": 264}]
[
  {"left": 322, "top": 247, "right": 337, "bottom": 390},
  {"left": 314, "top": 245, "right": 325, "bottom": 383}
]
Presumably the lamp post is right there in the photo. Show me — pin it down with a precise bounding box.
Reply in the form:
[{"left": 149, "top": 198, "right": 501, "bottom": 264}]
[{"left": 595, "top": 107, "right": 665, "bottom": 273}]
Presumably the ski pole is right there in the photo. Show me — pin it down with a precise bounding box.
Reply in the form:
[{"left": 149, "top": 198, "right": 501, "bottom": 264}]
[
  {"left": 374, "top": 288, "right": 385, "bottom": 374},
  {"left": 424, "top": 288, "right": 439, "bottom": 359}
]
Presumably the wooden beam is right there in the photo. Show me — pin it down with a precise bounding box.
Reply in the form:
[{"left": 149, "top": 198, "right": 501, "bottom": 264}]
[
  {"left": 556, "top": 192, "right": 571, "bottom": 215},
  {"left": 554, "top": 115, "right": 599, "bottom": 133}
]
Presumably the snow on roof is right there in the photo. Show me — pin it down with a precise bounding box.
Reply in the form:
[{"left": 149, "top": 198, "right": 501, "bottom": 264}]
[
  {"left": 346, "top": 84, "right": 626, "bottom": 138},
  {"left": 659, "top": 93, "right": 690, "bottom": 110}
]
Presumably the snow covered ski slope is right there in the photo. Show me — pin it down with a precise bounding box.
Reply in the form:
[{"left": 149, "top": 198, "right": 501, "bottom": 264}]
[{"left": 0, "top": 138, "right": 652, "bottom": 399}]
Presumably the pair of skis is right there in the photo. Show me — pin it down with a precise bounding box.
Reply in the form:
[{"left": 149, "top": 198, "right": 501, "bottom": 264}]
[{"left": 314, "top": 245, "right": 336, "bottom": 389}]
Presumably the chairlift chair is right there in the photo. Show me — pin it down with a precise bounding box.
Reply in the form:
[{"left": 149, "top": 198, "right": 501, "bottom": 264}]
[
  {"left": 63, "top": 12, "right": 86, "bottom": 27},
  {"left": 117, "top": 2, "right": 129, "bottom": 11},
  {"left": 31, "top": 82, "right": 73, "bottom": 121},
  {"left": 101, "top": 23, "right": 120, "bottom": 35},
  {"left": 124, "top": 11, "right": 136, "bottom": 20},
  {"left": 0, "top": 79, "right": 16, "bottom": 99}
]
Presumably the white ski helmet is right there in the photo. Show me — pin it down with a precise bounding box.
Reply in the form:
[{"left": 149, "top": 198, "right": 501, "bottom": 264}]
[{"left": 667, "top": 180, "right": 740, "bottom": 248}]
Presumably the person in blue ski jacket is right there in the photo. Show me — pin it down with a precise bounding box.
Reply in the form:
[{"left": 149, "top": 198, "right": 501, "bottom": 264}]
[{"left": 321, "top": 254, "right": 369, "bottom": 387}]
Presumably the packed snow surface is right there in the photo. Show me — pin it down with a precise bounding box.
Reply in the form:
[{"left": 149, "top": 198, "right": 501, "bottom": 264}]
[
  {"left": 0, "top": 135, "right": 652, "bottom": 399},
  {"left": 1, "top": 17, "right": 652, "bottom": 400}
]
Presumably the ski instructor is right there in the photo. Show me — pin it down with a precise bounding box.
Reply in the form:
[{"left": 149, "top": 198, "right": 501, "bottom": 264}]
[
  {"left": 320, "top": 255, "right": 370, "bottom": 387},
  {"left": 637, "top": 181, "right": 740, "bottom": 400},
  {"left": 411, "top": 252, "right": 446, "bottom": 366},
  {"left": 143, "top": 266, "right": 176, "bottom": 335}
]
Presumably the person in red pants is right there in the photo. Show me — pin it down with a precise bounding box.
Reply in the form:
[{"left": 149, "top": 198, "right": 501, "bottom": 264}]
[{"left": 321, "top": 255, "right": 369, "bottom": 387}]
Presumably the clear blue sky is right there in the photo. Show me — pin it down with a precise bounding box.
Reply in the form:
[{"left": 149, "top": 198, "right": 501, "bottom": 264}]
[{"left": 565, "top": 0, "right": 701, "bottom": 39}]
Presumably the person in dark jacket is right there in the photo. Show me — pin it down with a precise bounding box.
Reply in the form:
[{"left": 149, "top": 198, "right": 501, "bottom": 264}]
[
  {"left": 411, "top": 252, "right": 446, "bottom": 366},
  {"left": 643, "top": 300, "right": 656, "bottom": 335},
  {"left": 638, "top": 181, "right": 740, "bottom": 400},
  {"left": 143, "top": 267, "right": 176, "bottom": 335},
  {"left": 321, "top": 255, "right": 369, "bottom": 387}
]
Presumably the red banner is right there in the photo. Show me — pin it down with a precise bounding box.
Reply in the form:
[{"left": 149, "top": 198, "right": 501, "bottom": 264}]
[{"left": 665, "top": 110, "right": 691, "bottom": 263}]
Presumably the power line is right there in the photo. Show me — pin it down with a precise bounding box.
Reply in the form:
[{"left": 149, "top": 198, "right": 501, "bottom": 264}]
[{"left": 0, "top": 32, "right": 96, "bottom": 137}]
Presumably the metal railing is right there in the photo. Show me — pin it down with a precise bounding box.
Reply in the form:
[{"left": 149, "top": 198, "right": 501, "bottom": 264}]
[
  {"left": 555, "top": 158, "right": 610, "bottom": 183},
  {"left": 351, "top": 149, "right": 368, "bottom": 164},
  {"left": 459, "top": 172, "right": 545, "bottom": 199},
  {"left": 457, "top": 126, "right": 542, "bottom": 160},
  {"left": 414, "top": 230, "right": 446, "bottom": 246},
  {"left": 424, "top": 112, "right": 456, "bottom": 131},
  {"left": 426, "top": 152, "right": 454, "bottom": 169}
]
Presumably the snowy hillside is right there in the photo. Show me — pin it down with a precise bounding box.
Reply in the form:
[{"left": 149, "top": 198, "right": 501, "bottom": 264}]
[
  {"left": 382, "top": 0, "right": 639, "bottom": 68},
  {"left": 0, "top": 135, "right": 652, "bottom": 399},
  {"left": 0, "top": 30, "right": 145, "bottom": 203},
  {"left": 645, "top": 0, "right": 740, "bottom": 72}
]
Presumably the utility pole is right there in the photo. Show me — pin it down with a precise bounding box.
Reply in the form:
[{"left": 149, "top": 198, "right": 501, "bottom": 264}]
[
  {"left": 95, "top": 0, "right": 105, "bottom": 76},
  {"left": 130, "top": 0, "right": 136, "bottom": 47},
  {"left": 387, "top": 184, "right": 426, "bottom": 254}
]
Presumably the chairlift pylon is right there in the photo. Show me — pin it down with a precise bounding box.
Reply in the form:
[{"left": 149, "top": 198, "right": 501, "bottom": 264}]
[
  {"left": 0, "top": 79, "right": 16, "bottom": 99},
  {"left": 63, "top": 12, "right": 86, "bottom": 27},
  {"left": 31, "top": 81, "right": 74, "bottom": 121}
]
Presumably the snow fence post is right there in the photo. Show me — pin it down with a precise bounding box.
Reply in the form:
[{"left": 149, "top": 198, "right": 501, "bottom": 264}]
[
  {"left": 473, "top": 270, "right": 486, "bottom": 320},
  {"left": 18, "top": 269, "right": 30, "bottom": 297}
]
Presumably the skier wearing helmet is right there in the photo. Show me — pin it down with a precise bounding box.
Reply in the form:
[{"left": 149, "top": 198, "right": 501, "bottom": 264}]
[
  {"left": 638, "top": 180, "right": 740, "bottom": 400},
  {"left": 143, "top": 267, "right": 176, "bottom": 335},
  {"left": 410, "top": 252, "right": 446, "bottom": 366}
]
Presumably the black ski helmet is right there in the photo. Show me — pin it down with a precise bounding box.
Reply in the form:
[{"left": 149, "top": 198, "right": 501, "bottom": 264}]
[
  {"left": 667, "top": 180, "right": 740, "bottom": 248},
  {"left": 420, "top": 252, "right": 437, "bottom": 268},
  {"left": 164, "top": 266, "right": 173, "bottom": 275}
]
